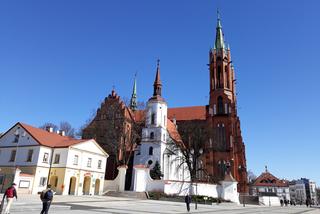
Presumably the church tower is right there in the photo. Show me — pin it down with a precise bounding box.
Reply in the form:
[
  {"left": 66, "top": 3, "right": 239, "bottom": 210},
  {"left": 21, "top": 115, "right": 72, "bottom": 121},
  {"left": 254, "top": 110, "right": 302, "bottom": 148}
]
[
  {"left": 205, "top": 11, "right": 248, "bottom": 192},
  {"left": 133, "top": 60, "right": 169, "bottom": 177}
]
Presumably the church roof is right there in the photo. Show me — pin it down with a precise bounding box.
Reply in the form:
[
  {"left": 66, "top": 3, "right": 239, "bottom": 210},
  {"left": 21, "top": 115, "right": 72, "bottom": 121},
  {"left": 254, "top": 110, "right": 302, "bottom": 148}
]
[
  {"left": 166, "top": 119, "right": 182, "bottom": 144},
  {"left": 253, "top": 171, "right": 289, "bottom": 187},
  {"left": 167, "top": 106, "right": 206, "bottom": 121},
  {"left": 16, "top": 122, "right": 87, "bottom": 148}
]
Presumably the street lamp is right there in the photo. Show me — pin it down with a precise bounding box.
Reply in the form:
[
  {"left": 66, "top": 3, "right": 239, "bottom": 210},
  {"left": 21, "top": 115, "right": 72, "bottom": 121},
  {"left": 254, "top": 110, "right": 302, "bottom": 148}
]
[{"left": 190, "top": 148, "right": 203, "bottom": 210}]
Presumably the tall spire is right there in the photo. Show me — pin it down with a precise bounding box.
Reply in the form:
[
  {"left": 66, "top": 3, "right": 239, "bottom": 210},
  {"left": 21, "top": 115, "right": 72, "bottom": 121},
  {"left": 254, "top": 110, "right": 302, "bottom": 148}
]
[
  {"left": 130, "top": 73, "right": 137, "bottom": 111},
  {"left": 153, "top": 59, "right": 162, "bottom": 97},
  {"left": 215, "top": 9, "right": 225, "bottom": 50},
  {"left": 148, "top": 59, "right": 164, "bottom": 102}
]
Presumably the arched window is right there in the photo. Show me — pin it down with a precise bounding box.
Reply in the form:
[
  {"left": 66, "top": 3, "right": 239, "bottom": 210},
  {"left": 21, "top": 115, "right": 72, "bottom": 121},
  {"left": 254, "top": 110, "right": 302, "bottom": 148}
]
[
  {"left": 217, "top": 96, "right": 224, "bottom": 114},
  {"left": 151, "top": 113, "right": 155, "bottom": 125},
  {"left": 150, "top": 132, "right": 154, "bottom": 139},
  {"left": 149, "top": 147, "right": 153, "bottom": 155}
]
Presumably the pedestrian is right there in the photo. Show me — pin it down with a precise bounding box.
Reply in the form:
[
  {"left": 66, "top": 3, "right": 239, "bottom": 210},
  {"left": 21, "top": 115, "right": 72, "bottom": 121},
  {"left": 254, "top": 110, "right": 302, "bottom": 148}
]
[
  {"left": 40, "top": 184, "right": 54, "bottom": 214},
  {"left": 284, "top": 199, "right": 288, "bottom": 206},
  {"left": 3, "top": 183, "right": 18, "bottom": 214},
  {"left": 184, "top": 194, "right": 191, "bottom": 212},
  {"left": 280, "top": 199, "right": 284, "bottom": 207},
  {"left": 306, "top": 199, "right": 309, "bottom": 207}
]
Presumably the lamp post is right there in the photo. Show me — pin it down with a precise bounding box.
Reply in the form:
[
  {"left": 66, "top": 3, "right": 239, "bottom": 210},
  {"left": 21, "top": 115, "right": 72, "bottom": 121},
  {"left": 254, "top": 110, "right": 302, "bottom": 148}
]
[{"left": 190, "top": 148, "right": 203, "bottom": 210}]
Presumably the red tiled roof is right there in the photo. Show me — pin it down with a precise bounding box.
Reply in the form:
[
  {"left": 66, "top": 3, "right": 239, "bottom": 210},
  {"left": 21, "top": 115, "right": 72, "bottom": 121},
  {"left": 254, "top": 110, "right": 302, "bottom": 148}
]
[
  {"left": 253, "top": 171, "right": 289, "bottom": 187},
  {"left": 134, "top": 106, "right": 207, "bottom": 123},
  {"left": 167, "top": 119, "right": 182, "bottom": 144},
  {"left": 168, "top": 106, "right": 206, "bottom": 121},
  {"left": 19, "top": 122, "right": 86, "bottom": 148},
  {"left": 133, "top": 110, "right": 145, "bottom": 123}
]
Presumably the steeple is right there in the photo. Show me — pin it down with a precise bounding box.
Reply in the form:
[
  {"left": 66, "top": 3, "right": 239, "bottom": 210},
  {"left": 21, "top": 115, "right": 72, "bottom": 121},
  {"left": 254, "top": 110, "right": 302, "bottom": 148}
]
[
  {"left": 215, "top": 10, "right": 225, "bottom": 50},
  {"left": 152, "top": 59, "right": 162, "bottom": 98},
  {"left": 130, "top": 74, "right": 137, "bottom": 111}
]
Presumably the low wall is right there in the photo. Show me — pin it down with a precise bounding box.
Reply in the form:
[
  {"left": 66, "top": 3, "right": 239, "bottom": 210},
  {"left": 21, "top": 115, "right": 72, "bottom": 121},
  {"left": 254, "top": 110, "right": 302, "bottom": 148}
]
[
  {"left": 163, "top": 181, "right": 219, "bottom": 198},
  {"left": 103, "top": 166, "right": 127, "bottom": 192},
  {"left": 259, "top": 196, "right": 280, "bottom": 206}
]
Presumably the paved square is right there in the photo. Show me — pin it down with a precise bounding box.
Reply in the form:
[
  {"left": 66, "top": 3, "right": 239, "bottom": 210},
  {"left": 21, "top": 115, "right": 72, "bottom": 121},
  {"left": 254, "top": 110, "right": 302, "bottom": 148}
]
[{"left": 2, "top": 195, "right": 319, "bottom": 214}]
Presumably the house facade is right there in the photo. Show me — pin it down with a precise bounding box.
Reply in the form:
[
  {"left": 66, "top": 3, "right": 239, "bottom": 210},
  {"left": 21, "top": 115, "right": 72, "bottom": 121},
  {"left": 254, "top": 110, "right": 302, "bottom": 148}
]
[
  {"left": 251, "top": 167, "right": 290, "bottom": 201},
  {"left": 0, "top": 122, "right": 108, "bottom": 195}
]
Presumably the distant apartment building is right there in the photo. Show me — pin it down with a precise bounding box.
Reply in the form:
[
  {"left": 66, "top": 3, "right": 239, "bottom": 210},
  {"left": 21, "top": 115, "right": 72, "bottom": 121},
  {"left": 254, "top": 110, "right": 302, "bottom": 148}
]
[
  {"left": 0, "top": 122, "right": 108, "bottom": 195},
  {"left": 289, "top": 178, "right": 317, "bottom": 205}
]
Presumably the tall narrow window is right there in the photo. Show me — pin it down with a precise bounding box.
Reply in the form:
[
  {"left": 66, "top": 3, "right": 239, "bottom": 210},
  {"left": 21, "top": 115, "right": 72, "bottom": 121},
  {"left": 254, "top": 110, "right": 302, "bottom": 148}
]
[
  {"left": 150, "top": 132, "right": 154, "bottom": 139},
  {"left": 151, "top": 113, "right": 156, "bottom": 125},
  {"left": 54, "top": 154, "right": 60, "bottom": 164},
  {"left": 43, "top": 153, "right": 49, "bottom": 163},
  {"left": 87, "top": 158, "right": 92, "bottom": 167},
  {"left": 73, "top": 155, "right": 79, "bottom": 165},
  {"left": 217, "top": 96, "right": 224, "bottom": 114},
  {"left": 217, "top": 66, "right": 221, "bottom": 88},
  {"left": 9, "top": 150, "right": 16, "bottom": 162},
  {"left": 98, "top": 160, "right": 102, "bottom": 169},
  {"left": 26, "top": 149, "right": 33, "bottom": 162},
  {"left": 149, "top": 147, "right": 153, "bottom": 155},
  {"left": 225, "top": 66, "right": 230, "bottom": 89}
]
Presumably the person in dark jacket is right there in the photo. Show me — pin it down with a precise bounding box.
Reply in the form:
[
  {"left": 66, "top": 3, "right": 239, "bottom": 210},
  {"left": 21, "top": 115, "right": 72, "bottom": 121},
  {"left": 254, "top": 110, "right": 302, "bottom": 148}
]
[
  {"left": 40, "top": 184, "right": 54, "bottom": 214},
  {"left": 184, "top": 194, "right": 192, "bottom": 212},
  {"left": 3, "top": 183, "right": 18, "bottom": 214}
]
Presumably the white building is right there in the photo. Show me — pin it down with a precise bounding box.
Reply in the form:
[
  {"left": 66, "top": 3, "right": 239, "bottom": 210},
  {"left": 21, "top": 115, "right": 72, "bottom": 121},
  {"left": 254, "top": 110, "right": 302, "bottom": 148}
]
[
  {"left": 289, "top": 178, "right": 317, "bottom": 205},
  {"left": 0, "top": 122, "right": 108, "bottom": 195},
  {"left": 133, "top": 61, "right": 189, "bottom": 182},
  {"left": 251, "top": 167, "right": 290, "bottom": 205}
]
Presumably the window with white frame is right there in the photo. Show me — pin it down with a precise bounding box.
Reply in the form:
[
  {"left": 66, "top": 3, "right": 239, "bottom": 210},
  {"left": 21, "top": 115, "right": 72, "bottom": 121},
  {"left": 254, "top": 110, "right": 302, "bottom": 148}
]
[
  {"left": 43, "top": 152, "right": 49, "bottom": 163},
  {"left": 87, "top": 158, "right": 92, "bottom": 167},
  {"left": 39, "top": 177, "right": 47, "bottom": 187},
  {"left": 54, "top": 154, "right": 60, "bottom": 164},
  {"left": 73, "top": 155, "right": 79, "bottom": 165},
  {"left": 98, "top": 160, "right": 102, "bottom": 169}
]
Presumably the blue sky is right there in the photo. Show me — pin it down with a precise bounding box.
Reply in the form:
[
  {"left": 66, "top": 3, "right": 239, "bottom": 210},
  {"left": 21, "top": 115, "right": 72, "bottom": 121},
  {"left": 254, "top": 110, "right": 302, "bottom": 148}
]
[{"left": 0, "top": 0, "right": 319, "bottom": 184}]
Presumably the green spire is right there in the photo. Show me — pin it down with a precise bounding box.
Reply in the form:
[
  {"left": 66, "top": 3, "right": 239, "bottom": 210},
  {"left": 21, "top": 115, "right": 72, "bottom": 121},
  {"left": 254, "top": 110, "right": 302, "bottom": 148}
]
[
  {"left": 215, "top": 10, "right": 225, "bottom": 50},
  {"left": 130, "top": 74, "right": 137, "bottom": 111}
]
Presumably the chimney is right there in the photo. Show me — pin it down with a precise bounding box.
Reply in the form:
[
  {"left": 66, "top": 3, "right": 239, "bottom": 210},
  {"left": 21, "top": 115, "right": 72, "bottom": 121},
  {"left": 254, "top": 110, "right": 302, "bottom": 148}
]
[
  {"left": 46, "top": 126, "right": 53, "bottom": 133},
  {"left": 172, "top": 117, "right": 176, "bottom": 125},
  {"left": 57, "top": 130, "right": 66, "bottom": 136}
]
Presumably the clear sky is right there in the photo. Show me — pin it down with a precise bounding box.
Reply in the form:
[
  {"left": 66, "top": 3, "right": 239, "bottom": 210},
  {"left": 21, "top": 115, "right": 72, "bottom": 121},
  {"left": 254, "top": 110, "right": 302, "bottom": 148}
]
[{"left": 0, "top": 0, "right": 319, "bottom": 184}]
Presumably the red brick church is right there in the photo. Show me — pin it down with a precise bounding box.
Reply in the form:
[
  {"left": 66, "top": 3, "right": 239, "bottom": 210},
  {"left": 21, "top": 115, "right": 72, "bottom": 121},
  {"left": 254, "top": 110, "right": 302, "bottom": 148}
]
[{"left": 82, "top": 13, "right": 248, "bottom": 193}]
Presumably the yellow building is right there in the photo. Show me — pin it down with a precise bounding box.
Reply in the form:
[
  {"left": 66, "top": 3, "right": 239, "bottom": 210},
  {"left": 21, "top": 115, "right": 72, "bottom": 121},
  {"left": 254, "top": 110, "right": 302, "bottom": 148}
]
[{"left": 0, "top": 122, "right": 108, "bottom": 195}]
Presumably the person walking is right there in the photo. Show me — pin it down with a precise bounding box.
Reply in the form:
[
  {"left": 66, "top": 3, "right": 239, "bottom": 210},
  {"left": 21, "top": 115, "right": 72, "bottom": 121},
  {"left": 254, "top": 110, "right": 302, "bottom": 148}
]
[
  {"left": 40, "top": 184, "right": 54, "bottom": 214},
  {"left": 3, "top": 183, "right": 18, "bottom": 214},
  {"left": 184, "top": 194, "right": 191, "bottom": 212}
]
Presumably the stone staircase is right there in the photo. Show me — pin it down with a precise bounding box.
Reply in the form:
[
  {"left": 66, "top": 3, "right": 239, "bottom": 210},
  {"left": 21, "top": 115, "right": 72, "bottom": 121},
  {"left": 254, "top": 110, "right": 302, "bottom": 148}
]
[{"left": 104, "top": 191, "right": 148, "bottom": 199}]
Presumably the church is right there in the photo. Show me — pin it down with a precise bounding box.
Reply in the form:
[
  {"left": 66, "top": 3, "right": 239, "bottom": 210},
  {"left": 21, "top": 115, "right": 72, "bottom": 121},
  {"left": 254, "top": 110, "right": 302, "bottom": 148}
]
[{"left": 82, "top": 12, "right": 248, "bottom": 194}]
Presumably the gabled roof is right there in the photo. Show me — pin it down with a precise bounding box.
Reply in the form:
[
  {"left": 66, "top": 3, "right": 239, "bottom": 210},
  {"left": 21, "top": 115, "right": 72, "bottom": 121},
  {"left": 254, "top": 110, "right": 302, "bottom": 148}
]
[
  {"left": 17, "top": 122, "right": 86, "bottom": 148},
  {"left": 166, "top": 119, "right": 182, "bottom": 144},
  {"left": 253, "top": 171, "right": 289, "bottom": 187},
  {"left": 168, "top": 106, "right": 206, "bottom": 121}
]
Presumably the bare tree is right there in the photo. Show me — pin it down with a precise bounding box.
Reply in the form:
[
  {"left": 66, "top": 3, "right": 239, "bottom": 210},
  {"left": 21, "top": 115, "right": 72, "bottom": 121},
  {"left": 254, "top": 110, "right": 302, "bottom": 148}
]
[
  {"left": 247, "top": 170, "right": 257, "bottom": 184},
  {"left": 39, "top": 121, "right": 75, "bottom": 137},
  {"left": 39, "top": 122, "right": 58, "bottom": 132},
  {"left": 59, "top": 121, "right": 75, "bottom": 138},
  {"left": 167, "top": 121, "right": 211, "bottom": 183}
]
